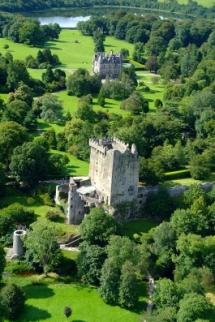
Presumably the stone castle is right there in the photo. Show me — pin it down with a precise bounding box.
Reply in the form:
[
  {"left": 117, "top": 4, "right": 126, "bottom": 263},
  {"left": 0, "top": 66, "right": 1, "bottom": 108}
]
[
  {"left": 92, "top": 52, "right": 123, "bottom": 79},
  {"left": 56, "top": 138, "right": 139, "bottom": 224},
  {"left": 55, "top": 137, "right": 215, "bottom": 224}
]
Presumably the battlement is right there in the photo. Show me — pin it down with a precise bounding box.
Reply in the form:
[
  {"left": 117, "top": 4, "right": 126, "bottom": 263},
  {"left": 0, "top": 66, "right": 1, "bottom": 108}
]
[{"left": 89, "top": 137, "right": 138, "bottom": 156}]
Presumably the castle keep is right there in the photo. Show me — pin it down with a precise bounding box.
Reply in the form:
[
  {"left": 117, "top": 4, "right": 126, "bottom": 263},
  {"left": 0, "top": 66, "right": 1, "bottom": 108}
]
[
  {"left": 56, "top": 138, "right": 139, "bottom": 224},
  {"left": 92, "top": 52, "right": 123, "bottom": 79},
  {"left": 89, "top": 138, "right": 139, "bottom": 206}
]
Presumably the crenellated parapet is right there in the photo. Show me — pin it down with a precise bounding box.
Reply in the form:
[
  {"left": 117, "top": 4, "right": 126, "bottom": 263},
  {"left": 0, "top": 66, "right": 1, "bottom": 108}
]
[{"left": 89, "top": 137, "right": 138, "bottom": 156}]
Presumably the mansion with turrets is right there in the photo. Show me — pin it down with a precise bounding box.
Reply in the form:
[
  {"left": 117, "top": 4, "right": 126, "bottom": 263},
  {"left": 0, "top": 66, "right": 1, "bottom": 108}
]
[{"left": 92, "top": 52, "right": 123, "bottom": 79}]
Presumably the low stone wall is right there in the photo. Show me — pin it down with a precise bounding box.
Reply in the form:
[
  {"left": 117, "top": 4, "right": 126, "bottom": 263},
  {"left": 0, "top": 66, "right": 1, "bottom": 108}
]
[{"left": 138, "top": 181, "right": 215, "bottom": 205}]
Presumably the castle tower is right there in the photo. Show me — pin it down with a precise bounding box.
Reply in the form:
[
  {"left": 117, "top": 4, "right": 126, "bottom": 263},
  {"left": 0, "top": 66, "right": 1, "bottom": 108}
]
[
  {"left": 67, "top": 178, "right": 85, "bottom": 225},
  {"left": 89, "top": 138, "right": 140, "bottom": 206},
  {"left": 13, "top": 230, "right": 26, "bottom": 258}
]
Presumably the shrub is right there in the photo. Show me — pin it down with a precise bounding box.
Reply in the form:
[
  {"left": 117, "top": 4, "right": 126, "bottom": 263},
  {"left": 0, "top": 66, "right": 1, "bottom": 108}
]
[
  {"left": 27, "top": 197, "right": 35, "bottom": 205},
  {"left": 46, "top": 210, "right": 61, "bottom": 222},
  {"left": 3, "top": 44, "right": 9, "bottom": 49},
  {"left": 0, "top": 283, "right": 25, "bottom": 320},
  {"left": 6, "top": 260, "right": 32, "bottom": 274}
]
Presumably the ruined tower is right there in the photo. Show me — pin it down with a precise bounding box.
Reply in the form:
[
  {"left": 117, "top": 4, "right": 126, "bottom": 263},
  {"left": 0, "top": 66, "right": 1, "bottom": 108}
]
[
  {"left": 89, "top": 138, "right": 139, "bottom": 206},
  {"left": 67, "top": 179, "right": 85, "bottom": 225}
]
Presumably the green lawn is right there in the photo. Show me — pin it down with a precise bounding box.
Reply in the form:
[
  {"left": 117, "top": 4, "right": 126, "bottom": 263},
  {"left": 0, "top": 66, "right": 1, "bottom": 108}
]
[
  {"left": 0, "top": 29, "right": 133, "bottom": 72},
  {"left": 14, "top": 282, "right": 146, "bottom": 322},
  {"left": 122, "top": 219, "right": 158, "bottom": 238}
]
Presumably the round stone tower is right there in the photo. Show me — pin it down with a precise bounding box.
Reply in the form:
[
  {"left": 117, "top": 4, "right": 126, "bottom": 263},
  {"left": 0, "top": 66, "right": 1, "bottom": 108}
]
[{"left": 13, "top": 230, "right": 26, "bottom": 258}]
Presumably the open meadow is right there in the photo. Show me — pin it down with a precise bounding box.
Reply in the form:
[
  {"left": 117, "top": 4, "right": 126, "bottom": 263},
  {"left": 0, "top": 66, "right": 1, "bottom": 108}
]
[{"left": 158, "top": 0, "right": 215, "bottom": 7}]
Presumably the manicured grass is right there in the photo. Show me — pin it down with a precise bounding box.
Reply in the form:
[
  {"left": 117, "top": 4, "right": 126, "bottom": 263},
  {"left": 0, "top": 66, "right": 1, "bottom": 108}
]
[
  {"left": 164, "top": 172, "right": 215, "bottom": 186},
  {"left": 0, "top": 29, "right": 133, "bottom": 72},
  {"left": 61, "top": 249, "right": 79, "bottom": 260},
  {"left": 122, "top": 219, "right": 159, "bottom": 238},
  {"left": 54, "top": 90, "right": 130, "bottom": 117},
  {"left": 15, "top": 282, "right": 145, "bottom": 322}
]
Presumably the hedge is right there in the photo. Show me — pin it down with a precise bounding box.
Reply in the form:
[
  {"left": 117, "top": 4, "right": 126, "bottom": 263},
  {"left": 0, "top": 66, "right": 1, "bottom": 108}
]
[{"left": 165, "top": 169, "right": 191, "bottom": 180}]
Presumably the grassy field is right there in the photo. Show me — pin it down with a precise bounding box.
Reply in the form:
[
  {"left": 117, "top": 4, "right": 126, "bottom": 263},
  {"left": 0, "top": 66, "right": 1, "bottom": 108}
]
[
  {"left": 1, "top": 274, "right": 147, "bottom": 322},
  {"left": 0, "top": 29, "right": 134, "bottom": 72},
  {"left": 158, "top": 0, "right": 215, "bottom": 7}
]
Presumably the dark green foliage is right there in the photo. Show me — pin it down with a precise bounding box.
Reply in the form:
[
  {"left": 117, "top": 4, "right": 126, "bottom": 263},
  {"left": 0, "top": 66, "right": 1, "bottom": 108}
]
[
  {"left": 77, "top": 242, "right": 106, "bottom": 285},
  {"left": 118, "top": 261, "right": 138, "bottom": 308},
  {"left": 99, "top": 259, "right": 120, "bottom": 305},
  {"left": 9, "top": 141, "right": 49, "bottom": 187},
  {"left": 145, "top": 188, "right": 176, "bottom": 219},
  {"left": 152, "top": 278, "right": 183, "bottom": 310},
  {"left": 24, "top": 220, "right": 61, "bottom": 275},
  {"left": 0, "top": 245, "right": 6, "bottom": 282},
  {"left": 177, "top": 293, "right": 213, "bottom": 322},
  {"left": 0, "top": 203, "right": 35, "bottom": 238},
  {"left": 0, "top": 283, "right": 25, "bottom": 320},
  {"left": 64, "top": 306, "right": 72, "bottom": 320},
  {"left": 79, "top": 208, "right": 121, "bottom": 246}
]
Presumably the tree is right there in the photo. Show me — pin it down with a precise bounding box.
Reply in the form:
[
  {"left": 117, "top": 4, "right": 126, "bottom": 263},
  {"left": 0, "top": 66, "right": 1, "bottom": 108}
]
[
  {"left": 139, "top": 157, "right": 164, "bottom": 185},
  {"left": 9, "top": 141, "right": 49, "bottom": 187},
  {"left": 38, "top": 94, "right": 63, "bottom": 123},
  {"left": 0, "top": 121, "right": 28, "bottom": 168},
  {"left": 64, "top": 307, "right": 72, "bottom": 321},
  {"left": 177, "top": 293, "right": 213, "bottom": 322},
  {"left": 170, "top": 208, "right": 208, "bottom": 238},
  {"left": 67, "top": 68, "right": 91, "bottom": 97},
  {"left": 146, "top": 56, "right": 158, "bottom": 73},
  {"left": 79, "top": 208, "right": 120, "bottom": 246},
  {"left": 24, "top": 220, "right": 61, "bottom": 275},
  {"left": 145, "top": 188, "right": 175, "bottom": 220},
  {"left": 152, "top": 278, "right": 183, "bottom": 310},
  {"left": 120, "top": 48, "right": 129, "bottom": 58},
  {"left": 7, "top": 60, "right": 30, "bottom": 91},
  {"left": 76, "top": 95, "right": 94, "bottom": 122},
  {"left": 118, "top": 261, "right": 138, "bottom": 308},
  {"left": 0, "top": 283, "right": 25, "bottom": 320},
  {"left": 120, "top": 91, "right": 149, "bottom": 115},
  {"left": 183, "top": 184, "right": 205, "bottom": 207},
  {"left": 3, "top": 99, "right": 31, "bottom": 126},
  {"left": 77, "top": 242, "right": 106, "bottom": 285},
  {"left": 145, "top": 36, "right": 167, "bottom": 56},
  {"left": 99, "top": 259, "right": 120, "bottom": 304},
  {"left": 19, "top": 21, "right": 45, "bottom": 46},
  {"left": 0, "top": 245, "right": 5, "bottom": 282},
  {"left": 190, "top": 154, "right": 211, "bottom": 180},
  {"left": 8, "top": 81, "right": 33, "bottom": 107}
]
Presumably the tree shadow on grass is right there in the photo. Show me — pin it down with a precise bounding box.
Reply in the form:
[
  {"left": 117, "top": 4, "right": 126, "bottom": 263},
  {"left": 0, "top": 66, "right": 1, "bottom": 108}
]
[
  {"left": 73, "top": 283, "right": 95, "bottom": 293},
  {"left": 72, "top": 320, "right": 86, "bottom": 322},
  {"left": 105, "top": 44, "right": 116, "bottom": 48},
  {"left": 23, "top": 284, "right": 55, "bottom": 299},
  {"left": 18, "top": 305, "right": 51, "bottom": 321},
  {"left": 44, "top": 42, "right": 62, "bottom": 50}
]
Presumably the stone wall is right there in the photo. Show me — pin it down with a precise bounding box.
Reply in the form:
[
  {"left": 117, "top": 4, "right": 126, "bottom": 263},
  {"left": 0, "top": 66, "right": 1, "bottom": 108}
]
[{"left": 138, "top": 181, "right": 215, "bottom": 206}]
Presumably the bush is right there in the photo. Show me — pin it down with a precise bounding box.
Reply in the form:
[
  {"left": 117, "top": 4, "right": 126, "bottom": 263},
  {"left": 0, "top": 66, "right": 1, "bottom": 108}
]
[
  {"left": 6, "top": 260, "right": 32, "bottom": 274},
  {"left": 0, "top": 283, "right": 25, "bottom": 320},
  {"left": 27, "top": 197, "right": 35, "bottom": 205},
  {"left": 46, "top": 210, "right": 61, "bottom": 222},
  {"left": 3, "top": 44, "right": 9, "bottom": 49}
]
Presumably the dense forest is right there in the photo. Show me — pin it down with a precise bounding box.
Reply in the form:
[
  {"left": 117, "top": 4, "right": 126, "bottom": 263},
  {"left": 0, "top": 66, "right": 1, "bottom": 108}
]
[{"left": 0, "top": 0, "right": 214, "bottom": 19}]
